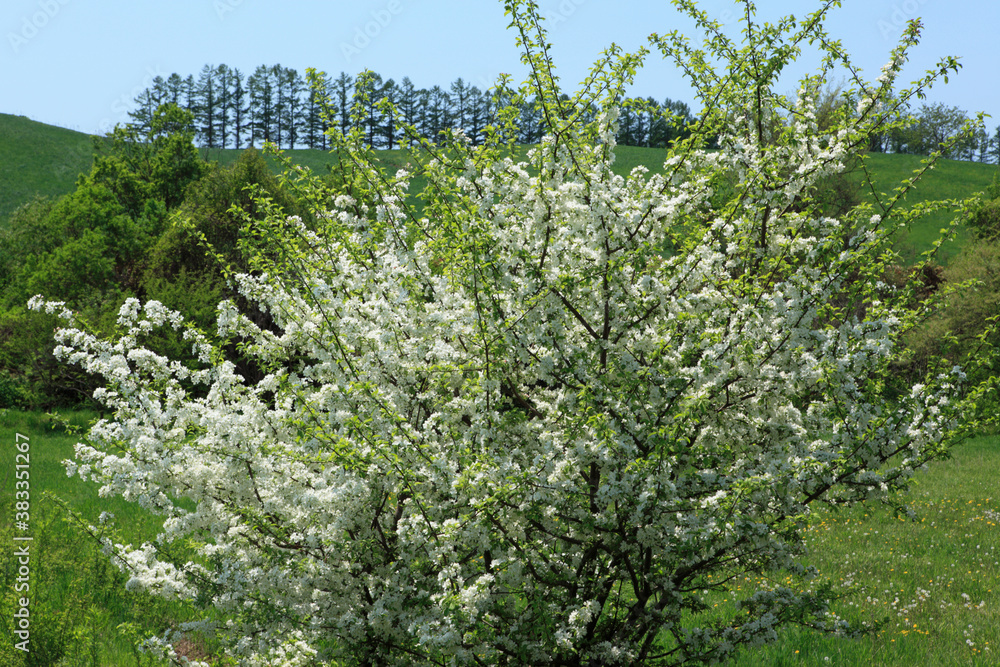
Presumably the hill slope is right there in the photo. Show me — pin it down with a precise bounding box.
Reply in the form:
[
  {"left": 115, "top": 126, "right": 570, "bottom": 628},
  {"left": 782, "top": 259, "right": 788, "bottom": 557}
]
[
  {"left": 3, "top": 115, "right": 998, "bottom": 262},
  {"left": 861, "top": 152, "right": 999, "bottom": 263},
  {"left": 0, "top": 113, "right": 94, "bottom": 221}
]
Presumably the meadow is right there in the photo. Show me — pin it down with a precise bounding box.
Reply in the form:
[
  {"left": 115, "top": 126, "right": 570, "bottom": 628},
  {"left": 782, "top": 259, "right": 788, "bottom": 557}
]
[
  {"left": 2, "top": 410, "right": 998, "bottom": 666},
  {"left": 0, "top": 114, "right": 94, "bottom": 222},
  {"left": 0, "top": 410, "right": 213, "bottom": 666},
  {"left": 859, "top": 152, "right": 998, "bottom": 264},
  {"left": 730, "top": 434, "right": 1000, "bottom": 666}
]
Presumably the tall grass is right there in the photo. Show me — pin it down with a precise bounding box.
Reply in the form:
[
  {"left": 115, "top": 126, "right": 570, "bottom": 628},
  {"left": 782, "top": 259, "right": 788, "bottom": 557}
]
[
  {"left": 0, "top": 410, "right": 219, "bottom": 666},
  {"left": 861, "top": 153, "right": 998, "bottom": 264}
]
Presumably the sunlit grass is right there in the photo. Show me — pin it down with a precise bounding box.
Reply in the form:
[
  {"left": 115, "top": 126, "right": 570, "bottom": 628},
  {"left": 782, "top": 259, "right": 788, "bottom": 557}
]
[
  {"left": 861, "top": 153, "right": 998, "bottom": 265},
  {"left": 725, "top": 435, "right": 1000, "bottom": 666},
  {"left": 0, "top": 410, "right": 220, "bottom": 666},
  {"left": 0, "top": 114, "right": 94, "bottom": 222},
  {"left": 3, "top": 425, "right": 999, "bottom": 665}
]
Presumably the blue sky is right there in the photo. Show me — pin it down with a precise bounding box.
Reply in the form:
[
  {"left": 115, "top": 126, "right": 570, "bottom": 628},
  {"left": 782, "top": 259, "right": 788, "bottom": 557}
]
[{"left": 3, "top": 0, "right": 998, "bottom": 136}]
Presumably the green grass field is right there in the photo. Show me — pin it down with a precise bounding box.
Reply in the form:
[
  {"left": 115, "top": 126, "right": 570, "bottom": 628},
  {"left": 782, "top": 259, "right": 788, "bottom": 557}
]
[
  {"left": 725, "top": 434, "right": 1000, "bottom": 666},
  {"left": 859, "top": 153, "right": 999, "bottom": 264},
  {"left": 2, "top": 409, "right": 998, "bottom": 665},
  {"left": 0, "top": 114, "right": 95, "bottom": 222},
  {"left": 0, "top": 410, "right": 214, "bottom": 666}
]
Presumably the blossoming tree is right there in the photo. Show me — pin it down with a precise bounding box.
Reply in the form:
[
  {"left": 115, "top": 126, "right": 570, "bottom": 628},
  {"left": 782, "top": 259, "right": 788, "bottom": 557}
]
[{"left": 31, "top": 1, "right": 993, "bottom": 664}]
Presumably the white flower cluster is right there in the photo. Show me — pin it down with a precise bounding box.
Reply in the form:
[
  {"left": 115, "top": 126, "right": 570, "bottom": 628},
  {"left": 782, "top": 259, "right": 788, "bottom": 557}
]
[{"left": 28, "top": 3, "right": 978, "bottom": 665}]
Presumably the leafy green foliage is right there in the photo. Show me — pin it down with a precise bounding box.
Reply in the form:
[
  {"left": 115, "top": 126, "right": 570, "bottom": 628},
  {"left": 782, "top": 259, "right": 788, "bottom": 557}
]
[
  {"left": 897, "top": 239, "right": 1000, "bottom": 421},
  {"left": 889, "top": 102, "right": 977, "bottom": 158},
  {"left": 0, "top": 107, "right": 322, "bottom": 409},
  {"left": 966, "top": 171, "right": 1000, "bottom": 242},
  {"left": 156, "top": 146, "right": 306, "bottom": 275},
  {"left": 92, "top": 103, "right": 208, "bottom": 211},
  {"left": 141, "top": 147, "right": 308, "bottom": 366},
  {"left": 0, "top": 307, "right": 94, "bottom": 408},
  {"left": 0, "top": 105, "right": 208, "bottom": 408}
]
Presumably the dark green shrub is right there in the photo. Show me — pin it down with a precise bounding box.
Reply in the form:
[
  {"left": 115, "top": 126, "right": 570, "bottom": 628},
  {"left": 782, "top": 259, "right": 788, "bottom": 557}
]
[
  {"left": 967, "top": 171, "right": 1000, "bottom": 241},
  {"left": 0, "top": 370, "right": 30, "bottom": 408}
]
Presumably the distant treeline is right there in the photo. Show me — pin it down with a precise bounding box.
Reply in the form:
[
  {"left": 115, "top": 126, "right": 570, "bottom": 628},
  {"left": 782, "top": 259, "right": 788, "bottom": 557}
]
[
  {"left": 129, "top": 65, "right": 1000, "bottom": 163},
  {"left": 868, "top": 100, "right": 1000, "bottom": 163},
  {"left": 127, "top": 64, "right": 698, "bottom": 151}
]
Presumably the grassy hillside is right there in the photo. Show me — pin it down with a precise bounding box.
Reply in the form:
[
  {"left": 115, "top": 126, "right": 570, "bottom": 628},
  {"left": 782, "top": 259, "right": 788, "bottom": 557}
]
[
  {"left": 0, "top": 114, "right": 94, "bottom": 221},
  {"left": 3, "top": 114, "right": 998, "bottom": 262},
  {"left": 861, "top": 152, "right": 999, "bottom": 264}
]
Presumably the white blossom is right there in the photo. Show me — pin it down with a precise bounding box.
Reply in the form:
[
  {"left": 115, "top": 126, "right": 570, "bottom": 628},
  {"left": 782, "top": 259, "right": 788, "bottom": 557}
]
[{"left": 24, "top": 3, "right": 986, "bottom": 664}]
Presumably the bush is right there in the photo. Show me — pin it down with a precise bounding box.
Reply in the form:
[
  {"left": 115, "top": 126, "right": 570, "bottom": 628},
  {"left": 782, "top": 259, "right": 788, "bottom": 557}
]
[
  {"left": 0, "top": 370, "right": 30, "bottom": 408},
  {"left": 965, "top": 170, "right": 1000, "bottom": 240},
  {"left": 0, "top": 106, "right": 212, "bottom": 408},
  {"left": 29, "top": 2, "right": 993, "bottom": 665},
  {"left": 900, "top": 240, "right": 1000, "bottom": 417}
]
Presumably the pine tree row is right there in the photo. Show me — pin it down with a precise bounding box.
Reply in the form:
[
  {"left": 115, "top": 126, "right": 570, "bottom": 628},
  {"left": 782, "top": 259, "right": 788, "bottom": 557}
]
[{"left": 127, "top": 64, "right": 696, "bottom": 150}]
